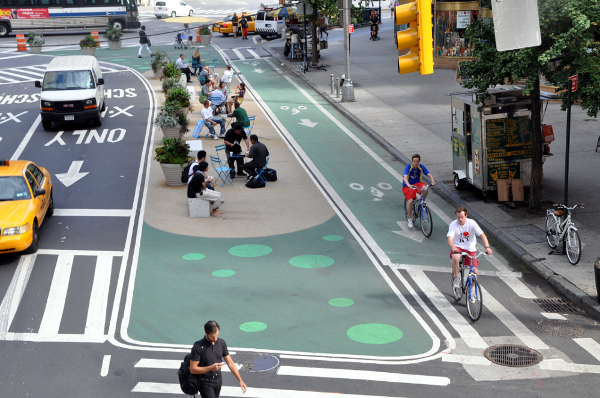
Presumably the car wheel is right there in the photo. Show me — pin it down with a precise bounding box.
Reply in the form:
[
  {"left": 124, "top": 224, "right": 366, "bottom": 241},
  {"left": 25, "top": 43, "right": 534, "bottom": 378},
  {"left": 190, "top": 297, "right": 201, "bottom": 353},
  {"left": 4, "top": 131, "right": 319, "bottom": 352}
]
[
  {"left": 156, "top": 15, "right": 161, "bottom": 19},
  {"left": 454, "top": 174, "right": 465, "bottom": 190},
  {"left": 93, "top": 111, "right": 102, "bottom": 127},
  {"left": 101, "top": 100, "right": 106, "bottom": 112},
  {"left": 42, "top": 120, "right": 52, "bottom": 130},
  {"left": 46, "top": 190, "right": 54, "bottom": 217},
  {"left": 25, "top": 222, "right": 39, "bottom": 254},
  {"left": 171, "top": 11, "right": 176, "bottom": 17},
  {"left": 188, "top": 10, "right": 193, "bottom": 16},
  {"left": 0, "top": 23, "right": 9, "bottom": 37}
]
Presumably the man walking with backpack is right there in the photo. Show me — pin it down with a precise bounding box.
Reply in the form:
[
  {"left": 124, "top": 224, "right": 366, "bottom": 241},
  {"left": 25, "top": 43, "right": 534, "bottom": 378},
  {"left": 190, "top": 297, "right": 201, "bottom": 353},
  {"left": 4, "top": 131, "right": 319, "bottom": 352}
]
[{"left": 190, "top": 321, "right": 247, "bottom": 397}]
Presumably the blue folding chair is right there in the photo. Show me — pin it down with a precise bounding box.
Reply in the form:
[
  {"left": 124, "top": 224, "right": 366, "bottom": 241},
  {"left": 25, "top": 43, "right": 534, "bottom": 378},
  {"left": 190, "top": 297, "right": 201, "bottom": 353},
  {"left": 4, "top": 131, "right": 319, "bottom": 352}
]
[
  {"left": 190, "top": 59, "right": 203, "bottom": 74},
  {"left": 243, "top": 116, "right": 255, "bottom": 135},
  {"left": 210, "top": 93, "right": 227, "bottom": 115},
  {"left": 210, "top": 155, "right": 233, "bottom": 187},
  {"left": 197, "top": 75, "right": 206, "bottom": 86},
  {"left": 224, "top": 73, "right": 234, "bottom": 89},
  {"left": 254, "top": 156, "right": 269, "bottom": 185},
  {"left": 209, "top": 58, "right": 218, "bottom": 75}
]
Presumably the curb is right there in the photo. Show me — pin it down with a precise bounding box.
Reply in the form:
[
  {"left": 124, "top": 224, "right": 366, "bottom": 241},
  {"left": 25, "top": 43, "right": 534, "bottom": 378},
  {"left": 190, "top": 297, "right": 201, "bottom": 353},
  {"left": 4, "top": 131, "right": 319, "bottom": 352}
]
[{"left": 264, "top": 45, "right": 600, "bottom": 321}]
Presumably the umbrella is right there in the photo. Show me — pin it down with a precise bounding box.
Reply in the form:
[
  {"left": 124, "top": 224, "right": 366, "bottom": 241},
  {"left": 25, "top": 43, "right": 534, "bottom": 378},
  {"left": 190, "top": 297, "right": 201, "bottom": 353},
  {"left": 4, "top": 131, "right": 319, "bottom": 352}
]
[
  {"left": 267, "top": 7, "right": 296, "bottom": 18},
  {"left": 162, "top": 16, "right": 213, "bottom": 23}
]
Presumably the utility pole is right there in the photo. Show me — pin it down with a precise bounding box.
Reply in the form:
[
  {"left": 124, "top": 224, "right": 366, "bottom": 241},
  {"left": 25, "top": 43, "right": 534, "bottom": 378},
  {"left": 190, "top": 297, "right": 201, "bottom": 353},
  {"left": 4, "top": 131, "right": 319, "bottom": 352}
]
[{"left": 341, "top": 0, "right": 354, "bottom": 102}]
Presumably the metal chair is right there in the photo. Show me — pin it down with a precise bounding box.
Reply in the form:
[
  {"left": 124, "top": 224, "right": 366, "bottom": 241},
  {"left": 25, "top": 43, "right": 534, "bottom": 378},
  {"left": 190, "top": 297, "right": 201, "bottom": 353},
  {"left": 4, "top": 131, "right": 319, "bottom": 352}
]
[
  {"left": 209, "top": 93, "right": 227, "bottom": 116},
  {"left": 190, "top": 59, "right": 202, "bottom": 74},
  {"left": 224, "top": 74, "right": 234, "bottom": 89},
  {"left": 253, "top": 156, "right": 269, "bottom": 185},
  {"left": 243, "top": 116, "right": 255, "bottom": 135},
  {"left": 197, "top": 75, "right": 206, "bottom": 87},
  {"left": 210, "top": 155, "right": 233, "bottom": 187},
  {"left": 208, "top": 58, "right": 218, "bottom": 75}
]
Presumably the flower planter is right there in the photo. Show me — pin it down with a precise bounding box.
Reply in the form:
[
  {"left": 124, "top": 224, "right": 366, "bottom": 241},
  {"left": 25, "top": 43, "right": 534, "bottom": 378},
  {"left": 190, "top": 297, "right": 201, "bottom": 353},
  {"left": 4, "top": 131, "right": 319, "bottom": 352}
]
[
  {"left": 29, "top": 45, "right": 43, "bottom": 54},
  {"left": 107, "top": 39, "right": 122, "bottom": 50},
  {"left": 152, "top": 66, "right": 163, "bottom": 79},
  {"left": 161, "top": 126, "right": 183, "bottom": 139},
  {"left": 81, "top": 47, "right": 97, "bottom": 56},
  {"left": 200, "top": 35, "right": 212, "bottom": 45},
  {"left": 160, "top": 162, "right": 186, "bottom": 186},
  {"left": 180, "top": 74, "right": 187, "bottom": 85}
]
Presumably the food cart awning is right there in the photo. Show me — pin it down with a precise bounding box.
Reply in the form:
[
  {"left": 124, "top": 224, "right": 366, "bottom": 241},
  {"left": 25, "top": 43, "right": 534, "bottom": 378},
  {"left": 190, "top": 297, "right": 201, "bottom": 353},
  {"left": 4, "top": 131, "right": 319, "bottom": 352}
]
[{"left": 267, "top": 7, "right": 296, "bottom": 18}]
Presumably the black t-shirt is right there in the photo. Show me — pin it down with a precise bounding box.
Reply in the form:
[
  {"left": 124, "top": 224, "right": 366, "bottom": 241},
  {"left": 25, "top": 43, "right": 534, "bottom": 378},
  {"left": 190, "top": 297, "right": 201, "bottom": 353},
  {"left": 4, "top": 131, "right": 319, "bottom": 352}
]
[
  {"left": 187, "top": 172, "right": 205, "bottom": 198},
  {"left": 224, "top": 129, "right": 247, "bottom": 153},
  {"left": 191, "top": 337, "right": 230, "bottom": 377}
]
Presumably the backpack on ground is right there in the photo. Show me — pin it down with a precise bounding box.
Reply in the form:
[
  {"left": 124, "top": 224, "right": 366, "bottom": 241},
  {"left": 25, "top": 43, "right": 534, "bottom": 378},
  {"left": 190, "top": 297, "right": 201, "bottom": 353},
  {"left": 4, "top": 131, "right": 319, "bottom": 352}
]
[
  {"left": 245, "top": 178, "right": 265, "bottom": 189},
  {"left": 263, "top": 168, "right": 277, "bottom": 182},
  {"left": 178, "top": 343, "right": 204, "bottom": 395}
]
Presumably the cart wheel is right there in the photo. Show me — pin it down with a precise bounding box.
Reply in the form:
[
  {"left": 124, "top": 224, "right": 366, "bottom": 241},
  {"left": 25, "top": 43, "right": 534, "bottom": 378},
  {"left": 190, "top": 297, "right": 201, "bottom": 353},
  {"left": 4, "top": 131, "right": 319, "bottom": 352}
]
[{"left": 454, "top": 174, "right": 466, "bottom": 190}]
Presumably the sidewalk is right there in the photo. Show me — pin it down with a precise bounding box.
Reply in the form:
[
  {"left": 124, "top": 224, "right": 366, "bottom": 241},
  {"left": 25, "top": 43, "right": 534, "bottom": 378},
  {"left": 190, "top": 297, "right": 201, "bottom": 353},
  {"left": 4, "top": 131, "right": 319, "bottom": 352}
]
[{"left": 263, "top": 25, "right": 600, "bottom": 319}]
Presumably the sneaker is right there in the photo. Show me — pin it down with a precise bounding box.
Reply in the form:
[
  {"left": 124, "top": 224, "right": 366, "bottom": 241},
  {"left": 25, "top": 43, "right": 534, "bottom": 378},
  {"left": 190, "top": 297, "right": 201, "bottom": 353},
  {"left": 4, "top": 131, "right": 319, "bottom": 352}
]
[
  {"left": 247, "top": 175, "right": 255, "bottom": 182},
  {"left": 150, "top": 53, "right": 155, "bottom": 57},
  {"left": 219, "top": 133, "right": 225, "bottom": 138},
  {"left": 213, "top": 134, "right": 219, "bottom": 140},
  {"left": 138, "top": 55, "right": 142, "bottom": 58},
  {"left": 407, "top": 219, "right": 413, "bottom": 228},
  {"left": 452, "top": 277, "right": 460, "bottom": 289},
  {"left": 237, "top": 171, "right": 247, "bottom": 177}
]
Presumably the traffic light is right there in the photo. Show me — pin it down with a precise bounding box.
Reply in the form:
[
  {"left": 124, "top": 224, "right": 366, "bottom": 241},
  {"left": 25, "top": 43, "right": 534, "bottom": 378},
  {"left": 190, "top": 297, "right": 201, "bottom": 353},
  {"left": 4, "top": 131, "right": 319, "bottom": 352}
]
[{"left": 395, "top": 0, "right": 433, "bottom": 75}]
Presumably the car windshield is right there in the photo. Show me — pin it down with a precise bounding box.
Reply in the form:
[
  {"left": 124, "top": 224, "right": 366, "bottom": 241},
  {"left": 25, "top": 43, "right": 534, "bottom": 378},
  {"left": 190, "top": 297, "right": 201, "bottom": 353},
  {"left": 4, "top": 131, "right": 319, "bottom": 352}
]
[
  {"left": 42, "top": 70, "right": 95, "bottom": 91},
  {"left": 224, "top": 16, "right": 232, "bottom": 21},
  {"left": 0, "top": 177, "right": 32, "bottom": 202}
]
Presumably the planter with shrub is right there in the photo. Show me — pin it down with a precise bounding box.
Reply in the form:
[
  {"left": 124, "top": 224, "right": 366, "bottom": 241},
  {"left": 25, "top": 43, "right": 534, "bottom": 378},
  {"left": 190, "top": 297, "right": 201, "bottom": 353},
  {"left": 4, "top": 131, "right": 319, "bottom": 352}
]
[
  {"left": 104, "top": 23, "right": 123, "bottom": 50},
  {"left": 80, "top": 34, "right": 98, "bottom": 56},
  {"left": 151, "top": 50, "right": 170, "bottom": 78},
  {"left": 153, "top": 137, "right": 193, "bottom": 186},
  {"left": 154, "top": 101, "right": 190, "bottom": 138},
  {"left": 199, "top": 25, "right": 212, "bottom": 45}
]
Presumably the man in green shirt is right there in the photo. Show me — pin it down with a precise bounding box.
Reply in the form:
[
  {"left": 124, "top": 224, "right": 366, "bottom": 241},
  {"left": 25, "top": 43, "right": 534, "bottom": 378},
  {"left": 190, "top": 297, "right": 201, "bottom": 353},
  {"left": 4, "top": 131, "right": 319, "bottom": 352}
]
[{"left": 228, "top": 102, "right": 249, "bottom": 128}]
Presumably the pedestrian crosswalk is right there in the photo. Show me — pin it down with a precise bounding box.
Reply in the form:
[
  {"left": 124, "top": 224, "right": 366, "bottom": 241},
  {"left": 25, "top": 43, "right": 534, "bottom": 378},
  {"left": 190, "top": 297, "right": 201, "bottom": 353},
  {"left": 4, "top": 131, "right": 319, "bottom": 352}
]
[
  {"left": 0, "top": 63, "right": 127, "bottom": 85},
  {"left": 223, "top": 47, "right": 270, "bottom": 61},
  {"left": 138, "top": 8, "right": 253, "bottom": 21},
  {"left": 0, "top": 251, "right": 120, "bottom": 343}
]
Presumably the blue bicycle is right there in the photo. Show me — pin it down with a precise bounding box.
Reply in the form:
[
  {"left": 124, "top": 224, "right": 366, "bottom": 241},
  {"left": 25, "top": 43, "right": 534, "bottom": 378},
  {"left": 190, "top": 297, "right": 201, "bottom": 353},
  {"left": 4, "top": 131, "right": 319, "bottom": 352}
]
[
  {"left": 452, "top": 251, "right": 486, "bottom": 321},
  {"left": 404, "top": 184, "right": 433, "bottom": 237}
]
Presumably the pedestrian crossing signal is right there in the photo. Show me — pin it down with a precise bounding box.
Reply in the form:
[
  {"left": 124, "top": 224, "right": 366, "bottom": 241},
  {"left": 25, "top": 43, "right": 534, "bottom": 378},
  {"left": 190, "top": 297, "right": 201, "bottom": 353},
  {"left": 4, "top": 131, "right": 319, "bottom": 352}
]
[{"left": 395, "top": 0, "right": 434, "bottom": 75}]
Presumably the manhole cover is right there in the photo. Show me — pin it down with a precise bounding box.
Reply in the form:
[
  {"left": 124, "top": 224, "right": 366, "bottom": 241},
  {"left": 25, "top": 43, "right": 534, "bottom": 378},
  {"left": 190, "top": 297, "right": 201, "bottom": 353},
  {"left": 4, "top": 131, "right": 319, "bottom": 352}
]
[
  {"left": 532, "top": 319, "right": 586, "bottom": 337},
  {"left": 242, "top": 355, "right": 279, "bottom": 372},
  {"left": 484, "top": 345, "right": 542, "bottom": 367},
  {"left": 532, "top": 298, "right": 580, "bottom": 313}
]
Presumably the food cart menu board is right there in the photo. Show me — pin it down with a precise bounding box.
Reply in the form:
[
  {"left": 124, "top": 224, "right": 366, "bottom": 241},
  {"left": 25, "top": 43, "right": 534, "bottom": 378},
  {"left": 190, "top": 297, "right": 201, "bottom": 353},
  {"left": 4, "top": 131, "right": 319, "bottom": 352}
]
[
  {"left": 487, "top": 163, "right": 521, "bottom": 187},
  {"left": 486, "top": 116, "right": 533, "bottom": 162}
]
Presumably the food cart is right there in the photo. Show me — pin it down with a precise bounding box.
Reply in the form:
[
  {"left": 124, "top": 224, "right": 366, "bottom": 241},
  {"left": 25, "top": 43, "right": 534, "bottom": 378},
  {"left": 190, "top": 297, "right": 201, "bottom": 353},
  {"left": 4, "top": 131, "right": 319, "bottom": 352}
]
[{"left": 450, "top": 88, "right": 534, "bottom": 199}]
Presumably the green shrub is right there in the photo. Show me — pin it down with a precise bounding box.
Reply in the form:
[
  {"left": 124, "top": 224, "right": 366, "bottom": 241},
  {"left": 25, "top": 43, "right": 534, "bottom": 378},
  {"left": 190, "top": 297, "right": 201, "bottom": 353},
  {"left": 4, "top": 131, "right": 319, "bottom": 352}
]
[
  {"left": 165, "top": 86, "right": 191, "bottom": 109},
  {"left": 161, "top": 62, "right": 181, "bottom": 80},
  {"left": 104, "top": 23, "right": 123, "bottom": 41},
  {"left": 80, "top": 34, "right": 98, "bottom": 48},
  {"left": 153, "top": 137, "right": 192, "bottom": 165}
]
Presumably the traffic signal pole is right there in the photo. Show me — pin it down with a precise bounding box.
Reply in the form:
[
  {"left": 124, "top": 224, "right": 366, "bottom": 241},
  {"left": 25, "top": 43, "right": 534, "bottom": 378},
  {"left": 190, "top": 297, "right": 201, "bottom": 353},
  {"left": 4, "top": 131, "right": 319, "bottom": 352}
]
[{"left": 341, "top": 0, "right": 355, "bottom": 102}]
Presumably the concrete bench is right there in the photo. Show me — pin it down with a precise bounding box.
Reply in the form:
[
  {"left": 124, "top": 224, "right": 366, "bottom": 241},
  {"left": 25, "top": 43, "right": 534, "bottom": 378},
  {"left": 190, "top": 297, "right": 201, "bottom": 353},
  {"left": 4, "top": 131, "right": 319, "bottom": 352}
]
[{"left": 188, "top": 198, "right": 210, "bottom": 218}]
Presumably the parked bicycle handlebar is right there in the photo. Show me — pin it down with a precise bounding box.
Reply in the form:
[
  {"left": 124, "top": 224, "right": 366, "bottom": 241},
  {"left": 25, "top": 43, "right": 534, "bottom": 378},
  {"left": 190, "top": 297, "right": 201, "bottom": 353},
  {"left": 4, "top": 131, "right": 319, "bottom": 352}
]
[{"left": 552, "top": 203, "right": 585, "bottom": 210}]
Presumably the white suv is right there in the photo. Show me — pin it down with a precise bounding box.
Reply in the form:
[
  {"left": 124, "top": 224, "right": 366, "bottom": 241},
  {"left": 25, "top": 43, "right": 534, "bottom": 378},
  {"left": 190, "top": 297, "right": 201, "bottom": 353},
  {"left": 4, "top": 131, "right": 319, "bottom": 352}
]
[{"left": 154, "top": 0, "right": 193, "bottom": 18}]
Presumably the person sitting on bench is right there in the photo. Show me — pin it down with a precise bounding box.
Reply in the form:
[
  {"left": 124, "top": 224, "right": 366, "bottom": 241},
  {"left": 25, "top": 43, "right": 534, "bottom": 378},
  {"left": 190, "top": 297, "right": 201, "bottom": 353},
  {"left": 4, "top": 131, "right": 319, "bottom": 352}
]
[{"left": 187, "top": 161, "right": 223, "bottom": 217}]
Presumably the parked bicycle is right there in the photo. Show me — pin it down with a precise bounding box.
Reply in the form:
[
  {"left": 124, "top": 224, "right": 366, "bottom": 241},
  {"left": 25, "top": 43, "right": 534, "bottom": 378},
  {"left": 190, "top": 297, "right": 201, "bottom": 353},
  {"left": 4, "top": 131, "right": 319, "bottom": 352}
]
[
  {"left": 310, "top": 62, "right": 327, "bottom": 71},
  {"left": 404, "top": 184, "right": 433, "bottom": 237},
  {"left": 545, "top": 203, "right": 584, "bottom": 265},
  {"left": 452, "top": 251, "right": 486, "bottom": 321}
]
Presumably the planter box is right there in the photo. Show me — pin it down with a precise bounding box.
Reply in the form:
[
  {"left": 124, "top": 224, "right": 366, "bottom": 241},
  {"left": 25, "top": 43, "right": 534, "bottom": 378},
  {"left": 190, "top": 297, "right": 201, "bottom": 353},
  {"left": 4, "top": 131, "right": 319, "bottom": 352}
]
[
  {"left": 161, "top": 126, "right": 183, "bottom": 139},
  {"left": 29, "top": 45, "right": 43, "bottom": 54},
  {"left": 152, "top": 66, "right": 163, "bottom": 79},
  {"left": 107, "top": 40, "right": 122, "bottom": 50},
  {"left": 180, "top": 74, "right": 187, "bottom": 85},
  {"left": 160, "top": 163, "right": 186, "bottom": 186},
  {"left": 200, "top": 35, "right": 212, "bottom": 45},
  {"left": 81, "top": 47, "right": 97, "bottom": 56}
]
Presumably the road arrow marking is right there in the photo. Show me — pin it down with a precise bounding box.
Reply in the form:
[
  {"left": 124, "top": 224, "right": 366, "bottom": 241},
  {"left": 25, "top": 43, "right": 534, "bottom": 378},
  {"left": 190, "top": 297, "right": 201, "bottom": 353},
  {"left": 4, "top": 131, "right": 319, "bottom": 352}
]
[
  {"left": 253, "top": 68, "right": 264, "bottom": 73},
  {"left": 298, "top": 119, "right": 318, "bottom": 128},
  {"left": 55, "top": 161, "right": 89, "bottom": 187},
  {"left": 392, "top": 221, "right": 425, "bottom": 243}
]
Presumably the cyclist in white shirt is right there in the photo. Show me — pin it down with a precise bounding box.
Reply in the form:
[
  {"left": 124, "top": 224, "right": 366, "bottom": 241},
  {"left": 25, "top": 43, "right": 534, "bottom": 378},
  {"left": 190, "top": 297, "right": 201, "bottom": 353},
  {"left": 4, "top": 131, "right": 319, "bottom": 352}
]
[{"left": 447, "top": 207, "right": 493, "bottom": 288}]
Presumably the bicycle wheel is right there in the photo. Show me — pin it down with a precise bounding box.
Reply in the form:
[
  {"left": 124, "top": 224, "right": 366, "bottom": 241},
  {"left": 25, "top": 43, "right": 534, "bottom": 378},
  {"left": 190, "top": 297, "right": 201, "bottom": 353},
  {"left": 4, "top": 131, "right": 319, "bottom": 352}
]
[
  {"left": 466, "top": 278, "right": 483, "bottom": 321},
  {"left": 545, "top": 214, "right": 560, "bottom": 248},
  {"left": 420, "top": 206, "right": 433, "bottom": 237},
  {"left": 566, "top": 228, "right": 581, "bottom": 265}
]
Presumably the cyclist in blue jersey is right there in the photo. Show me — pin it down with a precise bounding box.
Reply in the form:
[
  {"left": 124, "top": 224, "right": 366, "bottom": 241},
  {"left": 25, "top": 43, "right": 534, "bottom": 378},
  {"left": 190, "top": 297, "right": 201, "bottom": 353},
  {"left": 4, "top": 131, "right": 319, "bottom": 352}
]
[{"left": 402, "top": 154, "right": 436, "bottom": 228}]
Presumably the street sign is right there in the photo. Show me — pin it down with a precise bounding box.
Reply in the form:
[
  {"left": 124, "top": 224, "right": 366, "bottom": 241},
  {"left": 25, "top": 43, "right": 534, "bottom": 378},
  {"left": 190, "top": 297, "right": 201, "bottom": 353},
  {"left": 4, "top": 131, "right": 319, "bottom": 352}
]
[
  {"left": 569, "top": 75, "right": 578, "bottom": 92},
  {"left": 491, "top": 0, "right": 541, "bottom": 51},
  {"left": 348, "top": 24, "right": 354, "bottom": 33}
]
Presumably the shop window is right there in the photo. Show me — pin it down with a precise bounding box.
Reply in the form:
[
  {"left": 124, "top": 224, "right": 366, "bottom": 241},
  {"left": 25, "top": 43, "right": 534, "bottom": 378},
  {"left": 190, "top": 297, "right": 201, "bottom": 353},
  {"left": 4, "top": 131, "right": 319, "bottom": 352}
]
[{"left": 435, "top": 10, "right": 478, "bottom": 57}]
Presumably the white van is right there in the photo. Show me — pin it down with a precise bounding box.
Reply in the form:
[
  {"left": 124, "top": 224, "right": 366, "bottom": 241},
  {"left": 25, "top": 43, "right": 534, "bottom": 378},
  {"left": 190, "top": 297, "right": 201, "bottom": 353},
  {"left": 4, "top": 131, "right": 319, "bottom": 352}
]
[
  {"left": 154, "top": 0, "right": 194, "bottom": 18},
  {"left": 254, "top": 10, "right": 285, "bottom": 39},
  {"left": 35, "top": 55, "right": 105, "bottom": 131}
]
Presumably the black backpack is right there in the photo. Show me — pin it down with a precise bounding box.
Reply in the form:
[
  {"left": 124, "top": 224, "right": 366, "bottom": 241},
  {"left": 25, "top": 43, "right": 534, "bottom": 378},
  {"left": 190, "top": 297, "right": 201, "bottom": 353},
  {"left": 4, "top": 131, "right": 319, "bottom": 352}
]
[
  {"left": 263, "top": 168, "right": 277, "bottom": 182},
  {"left": 245, "top": 178, "right": 265, "bottom": 188},
  {"left": 178, "top": 344, "right": 204, "bottom": 395},
  {"left": 181, "top": 161, "right": 198, "bottom": 184}
]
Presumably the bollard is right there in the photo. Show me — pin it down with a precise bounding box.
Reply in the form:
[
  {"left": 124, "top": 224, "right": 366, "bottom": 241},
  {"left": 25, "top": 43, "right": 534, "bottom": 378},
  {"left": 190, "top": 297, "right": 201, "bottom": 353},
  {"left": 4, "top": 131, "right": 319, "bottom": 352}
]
[
  {"left": 16, "top": 34, "right": 27, "bottom": 52},
  {"left": 330, "top": 74, "right": 334, "bottom": 94},
  {"left": 196, "top": 28, "right": 201, "bottom": 43},
  {"left": 91, "top": 31, "right": 100, "bottom": 47},
  {"left": 335, "top": 78, "right": 340, "bottom": 98},
  {"left": 595, "top": 257, "right": 600, "bottom": 303}
]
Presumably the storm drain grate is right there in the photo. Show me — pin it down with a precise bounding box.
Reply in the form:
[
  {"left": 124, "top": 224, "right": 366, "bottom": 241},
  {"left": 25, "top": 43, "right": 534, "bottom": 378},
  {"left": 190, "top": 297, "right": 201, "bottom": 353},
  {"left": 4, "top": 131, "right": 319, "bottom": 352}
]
[
  {"left": 532, "top": 319, "right": 586, "bottom": 338},
  {"left": 484, "top": 345, "right": 543, "bottom": 367},
  {"left": 532, "top": 298, "right": 580, "bottom": 313}
]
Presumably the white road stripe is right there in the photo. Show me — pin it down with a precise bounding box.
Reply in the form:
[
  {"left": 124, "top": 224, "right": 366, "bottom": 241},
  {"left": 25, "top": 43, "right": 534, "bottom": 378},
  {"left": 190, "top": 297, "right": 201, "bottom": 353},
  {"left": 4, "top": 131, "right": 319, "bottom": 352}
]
[
  {"left": 85, "top": 255, "right": 112, "bottom": 336},
  {"left": 232, "top": 49, "right": 246, "bottom": 60},
  {"left": 540, "top": 358, "right": 600, "bottom": 374},
  {"left": 480, "top": 286, "right": 548, "bottom": 350},
  {"left": 573, "top": 338, "right": 600, "bottom": 362},
  {"left": 0, "top": 70, "right": 34, "bottom": 79},
  {"left": 53, "top": 208, "right": 132, "bottom": 217},
  {"left": 101, "top": 355, "right": 111, "bottom": 377},
  {"left": 441, "top": 354, "right": 491, "bottom": 366},
  {"left": 38, "top": 254, "right": 74, "bottom": 335},
  {"left": 277, "top": 366, "right": 450, "bottom": 386},
  {"left": 247, "top": 49, "right": 261, "bottom": 59},
  {"left": 541, "top": 312, "right": 566, "bottom": 320},
  {"left": 37, "top": 249, "right": 124, "bottom": 256},
  {"left": 132, "top": 383, "right": 410, "bottom": 397},
  {"left": 0, "top": 254, "right": 36, "bottom": 335},
  {"left": 11, "top": 115, "right": 41, "bottom": 160},
  {"left": 0, "top": 74, "right": 19, "bottom": 82},
  {"left": 407, "top": 269, "right": 488, "bottom": 349},
  {"left": 135, "top": 358, "right": 241, "bottom": 370},
  {"left": 0, "top": 332, "right": 106, "bottom": 343},
  {"left": 391, "top": 263, "right": 522, "bottom": 277},
  {"left": 9, "top": 67, "right": 45, "bottom": 78},
  {"left": 0, "top": 54, "right": 32, "bottom": 60}
]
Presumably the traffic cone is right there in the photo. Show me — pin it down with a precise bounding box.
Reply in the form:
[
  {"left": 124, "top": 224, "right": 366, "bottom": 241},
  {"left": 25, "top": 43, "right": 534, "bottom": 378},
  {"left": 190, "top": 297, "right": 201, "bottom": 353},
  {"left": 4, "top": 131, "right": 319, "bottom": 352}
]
[
  {"left": 91, "top": 31, "right": 100, "bottom": 47},
  {"left": 196, "top": 28, "right": 201, "bottom": 43},
  {"left": 16, "top": 34, "right": 27, "bottom": 52}
]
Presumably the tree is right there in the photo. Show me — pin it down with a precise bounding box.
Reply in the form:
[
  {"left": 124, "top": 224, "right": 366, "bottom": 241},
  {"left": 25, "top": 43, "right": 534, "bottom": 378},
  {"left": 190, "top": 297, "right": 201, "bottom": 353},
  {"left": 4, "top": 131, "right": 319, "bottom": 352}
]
[{"left": 459, "top": 0, "right": 600, "bottom": 211}]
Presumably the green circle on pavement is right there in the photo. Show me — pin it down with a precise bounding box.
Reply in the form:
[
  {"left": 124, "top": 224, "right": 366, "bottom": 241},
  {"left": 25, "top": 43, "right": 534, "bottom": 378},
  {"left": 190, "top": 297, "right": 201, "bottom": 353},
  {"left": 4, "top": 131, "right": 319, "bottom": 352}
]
[
  {"left": 240, "top": 322, "right": 267, "bottom": 332},
  {"left": 229, "top": 244, "right": 272, "bottom": 258},
  {"left": 346, "top": 323, "right": 403, "bottom": 344},
  {"left": 329, "top": 298, "right": 354, "bottom": 307},
  {"left": 212, "top": 269, "right": 235, "bottom": 277},
  {"left": 183, "top": 253, "right": 205, "bottom": 260},
  {"left": 289, "top": 255, "right": 334, "bottom": 269},
  {"left": 323, "top": 235, "right": 344, "bottom": 241}
]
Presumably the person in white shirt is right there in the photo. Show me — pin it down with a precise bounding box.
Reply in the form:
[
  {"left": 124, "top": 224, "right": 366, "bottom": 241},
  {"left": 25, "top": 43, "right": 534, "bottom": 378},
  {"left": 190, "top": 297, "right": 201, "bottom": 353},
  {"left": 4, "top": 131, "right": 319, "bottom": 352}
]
[
  {"left": 175, "top": 54, "right": 194, "bottom": 83},
  {"left": 221, "top": 64, "right": 234, "bottom": 85},
  {"left": 201, "top": 100, "right": 225, "bottom": 140},
  {"left": 447, "top": 207, "right": 493, "bottom": 288},
  {"left": 211, "top": 81, "right": 228, "bottom": 114}
]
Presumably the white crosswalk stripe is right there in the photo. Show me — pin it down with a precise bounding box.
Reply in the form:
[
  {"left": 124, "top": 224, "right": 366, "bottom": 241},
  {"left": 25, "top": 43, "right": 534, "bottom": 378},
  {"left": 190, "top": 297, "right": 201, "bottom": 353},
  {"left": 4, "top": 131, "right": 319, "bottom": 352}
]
[{"left": 0, "top": 63, "right": 126, "bottom": 85}]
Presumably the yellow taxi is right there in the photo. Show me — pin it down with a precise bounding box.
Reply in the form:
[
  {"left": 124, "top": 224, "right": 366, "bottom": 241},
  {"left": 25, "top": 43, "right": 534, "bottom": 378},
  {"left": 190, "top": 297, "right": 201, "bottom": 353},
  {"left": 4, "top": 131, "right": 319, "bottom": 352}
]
[
  {"left": 0, "top": 160, "right": 54, "bottom": 254},
  {"left": 211, "top": 13, "right": 255, "bottom": 36}
]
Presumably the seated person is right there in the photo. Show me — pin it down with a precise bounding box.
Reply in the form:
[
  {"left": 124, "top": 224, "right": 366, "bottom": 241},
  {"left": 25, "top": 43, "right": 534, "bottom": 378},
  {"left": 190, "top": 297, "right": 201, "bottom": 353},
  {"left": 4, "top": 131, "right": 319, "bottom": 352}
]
[
  {"left": 188, "top": 150, "right": 215, "bottom": 191},
  {"left": 187, "top": 161, "right": 223, "bottom": 217},
  {"left": 224, "top": 122, "right": 249, "bottom": 179},
  {"left": 201, "top": 79, "right": 213, "bottom": 98},
  {"left": 201, "top": 99, "right": 226, "bottom": 139},
  {"left": 227, "top": 102, "right": 249, "bottom": 129},
  {"left": 175, "top": 53, "right": 194, "bottom": 83},
  {"left": 228, "top": 82, "right": 246, "bottom": 109},
  {"left": 243, "top": 134, "right": 269, "bottom": 181},
  {"left": 221, "top": 64, "right": 234, "bottom": 84},
  {"left": 199, "top": 66, "right": 216, "bottom": 89},
  {"left": 211, "top": 82, "right": 228, "bottom": 115},
  {"left": 191, "top": 49, "right": 202, "bottom": 74}
]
